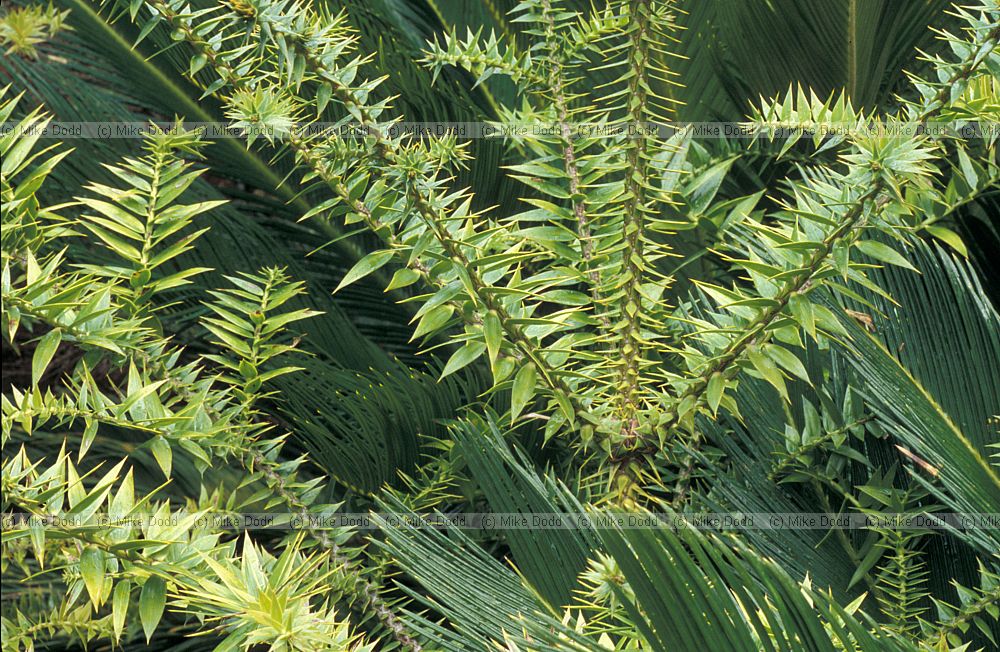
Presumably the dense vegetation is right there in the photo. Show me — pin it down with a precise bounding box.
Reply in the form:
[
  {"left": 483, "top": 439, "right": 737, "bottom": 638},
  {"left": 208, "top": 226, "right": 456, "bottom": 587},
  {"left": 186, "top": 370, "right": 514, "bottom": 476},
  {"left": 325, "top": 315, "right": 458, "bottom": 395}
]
[{"left": 2, "top": 0, "right": 999, "bottom": 650}]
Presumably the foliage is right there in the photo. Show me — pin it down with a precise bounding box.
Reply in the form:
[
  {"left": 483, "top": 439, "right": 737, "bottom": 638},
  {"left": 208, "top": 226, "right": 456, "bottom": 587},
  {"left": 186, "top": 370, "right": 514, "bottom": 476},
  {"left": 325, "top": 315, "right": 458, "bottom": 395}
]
[
  {"left": 0, "top": 2, "right": 70, "bottom": 59},
  {"left": 2, "top": 98, "right": 373, "bottom": 650},
  {"left": 1, "top": 0, "right": 999, "bottom": 650}
]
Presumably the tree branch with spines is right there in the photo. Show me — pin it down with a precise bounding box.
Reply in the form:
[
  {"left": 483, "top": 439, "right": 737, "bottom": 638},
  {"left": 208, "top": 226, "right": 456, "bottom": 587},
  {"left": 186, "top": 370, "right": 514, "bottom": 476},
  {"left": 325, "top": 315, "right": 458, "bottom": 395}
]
[
  {"left": 2, "top": 109, "right": 379, "bottom": 649},
  {"left": 422, "top": 2, "right": 648, "bottom": 426},
  {"left": 247, "top": 445, "right": 423, "bottom": 650},
  {"left": 113, "top": 0, "right": 999, "bottom": 517},
  {"left": 660, "top": 16, "right": 1000, "bottom": 508},
  {"left": 924, "top": 578, "right": 1000, "bottom": 649},
  {"left": 419, "top": 1, "right": 690, "bottom": 460},
  {"left": 423, "top": 28, "right": 543, "bottom": 87},
  {"left": 168, "top": 0, "right": 722, "bottom": 479},
  {"left": 103, "top": 4, "right": 600, "bottom": 641},
  {"left": 187, "top": 266, "right": 422, "bottom": 648},
  {"left": 537, "top": 0, "right": 609, "bottom": 330},
  {"left": 562, "top": 4, "right": 629, "bottom": 64},
  {"left": 295, "top": 105, "right": 585, "bottom": 424},
  {"left": 419, "top": 0, "right": 690, "bottom": 455},
  {"left": 614, "top": 0, "right": 656, "bottom": 444},
  {"left": 594, "top": 0, "right": 686, "bottom": 482},
  {"left": 126, "top": 0, "right": 591, "bottom": 432},
  {"left": 263, "top": 12, "right": 587, "bottom": 420},
  {"left": 609, "top": 181, "right": 887, "bottom": 504},
  {"left": 106, "top": 16, "right": 433, "bottom": 652}
]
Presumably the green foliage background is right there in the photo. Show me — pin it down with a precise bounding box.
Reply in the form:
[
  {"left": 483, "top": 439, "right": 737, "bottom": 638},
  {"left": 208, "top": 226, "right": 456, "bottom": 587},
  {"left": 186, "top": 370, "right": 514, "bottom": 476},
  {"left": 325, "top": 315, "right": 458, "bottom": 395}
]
[{"left": 1, "top": 0, "right": 999, "bottom": 650}]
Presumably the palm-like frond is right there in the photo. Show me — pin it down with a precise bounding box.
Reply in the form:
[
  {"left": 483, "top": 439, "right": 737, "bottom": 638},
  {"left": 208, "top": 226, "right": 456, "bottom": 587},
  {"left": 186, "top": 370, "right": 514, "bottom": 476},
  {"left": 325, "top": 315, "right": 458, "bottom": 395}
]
[
  {"left": 847, "top": 238, "right": 999, "bottom": 457},
  {"left": 376, "top": 414, "right": 923, "bottom": 651},
  {"left": 599, "top": 522, "right": 916, "bottom": 652},
  {"left": 374, "top": 492, "right": 555, "bottom": 650},
  {"left": 691, "top": 380, "right": 861, "bottom": 598},
  {"left": 450, "top": 413, "right": 597, "bottom": 606},
  {"left": 278, "top": 359, "right": 485, "bottom": 494},
  {"left": 672, "top": 0, "right": 954, "bottom": 119},
  {"left": 830, "top": 242, "right": 1000, "bottom": 554},
  {"left": 685, "top": 231, "right": 1000, "bottom": 592}
]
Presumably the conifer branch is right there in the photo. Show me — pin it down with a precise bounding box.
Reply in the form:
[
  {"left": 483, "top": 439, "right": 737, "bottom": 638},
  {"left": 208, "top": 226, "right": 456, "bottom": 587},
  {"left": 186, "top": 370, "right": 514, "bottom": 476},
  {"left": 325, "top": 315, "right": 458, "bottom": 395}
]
[
  {"left": 151, "top": 0, "right": 586, "bottom": 429},
  {"left": 663, "top": 19, "right": 1000, "bottom": 506},
  {"left": 924, "top": 583, "right": 1000, "bottom": 647},
  {"left": 539, "top": 0, "right": 608, "bottom": 330},
  {"left": 614, "top": 0, "right": 656, "bottom": 440},
  {"left": 248, "top": 448, "right": 423, "bottom": 651}
]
